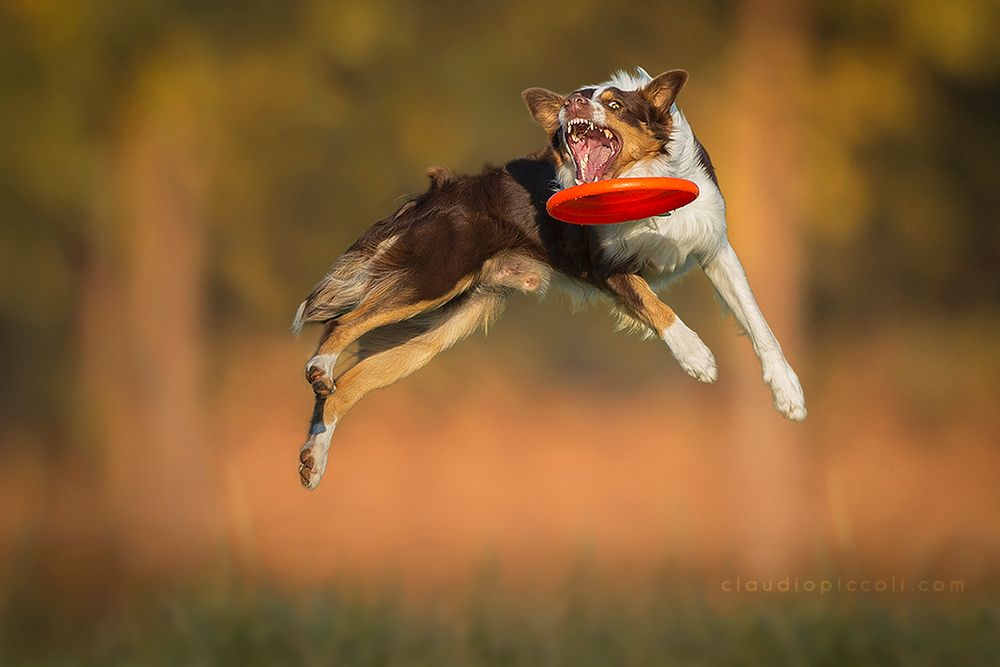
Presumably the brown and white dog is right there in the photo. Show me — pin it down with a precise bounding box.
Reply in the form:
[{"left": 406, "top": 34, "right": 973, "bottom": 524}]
[{"left": 292, "top": 67, "right": 806, "bottom": 490}]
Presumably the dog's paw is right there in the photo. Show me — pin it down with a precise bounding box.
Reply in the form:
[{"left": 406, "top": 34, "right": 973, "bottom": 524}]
[
  {"left": 299, "top": 423, "right": 335, "bottom": 490},
  {"left": 763, "top": 360, "right": 807, "bottom": 421},
  {"left": 662, "top": 321, "right": 718, "bottom": 383},
  {"left": 299, "top": 443, "right": 328, "bottom": 490},
  {"left": 305, "top": 354, "right": 338, "bottom": 397}
]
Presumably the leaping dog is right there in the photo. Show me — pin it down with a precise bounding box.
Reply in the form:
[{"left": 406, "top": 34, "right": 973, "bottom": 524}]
[{"left": 293, "top": 67, "right": 806, "bottom": 490}]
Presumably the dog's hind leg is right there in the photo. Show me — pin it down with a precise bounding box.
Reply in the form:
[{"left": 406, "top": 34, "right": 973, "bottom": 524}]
[
  {"left": 605, "top": 273, "right": 718, "bottom": 383},
  {"left": 298, "top": 290, "right": 505, "bottom": 489},
  {"left": 305, "top": 275, "right": 476, "bottom": 396}
]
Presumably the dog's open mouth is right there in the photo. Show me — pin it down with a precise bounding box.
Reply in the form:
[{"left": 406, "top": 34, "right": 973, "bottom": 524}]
[{"left": 565, "top": 118, "right": 621, "bottom": 185}]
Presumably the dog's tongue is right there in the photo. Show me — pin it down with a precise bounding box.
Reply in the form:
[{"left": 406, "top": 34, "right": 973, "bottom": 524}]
[{"left": 572, "top": 135, "right": 614, "bottom": 183}]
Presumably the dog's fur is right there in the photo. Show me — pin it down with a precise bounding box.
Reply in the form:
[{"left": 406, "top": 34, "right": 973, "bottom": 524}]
[{"left": 293, "top": 67, "right": 806, "bottom": 490}]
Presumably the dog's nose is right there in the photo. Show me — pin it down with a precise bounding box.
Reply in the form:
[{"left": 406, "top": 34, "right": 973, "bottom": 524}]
[{"left": 564, "top": 93, "right": 590, "bottom": 111}]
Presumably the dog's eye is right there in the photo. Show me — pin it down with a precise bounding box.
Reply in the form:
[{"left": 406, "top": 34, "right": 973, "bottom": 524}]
[{"left": 607, "top": 100, "right": 622, "bottom": 110}]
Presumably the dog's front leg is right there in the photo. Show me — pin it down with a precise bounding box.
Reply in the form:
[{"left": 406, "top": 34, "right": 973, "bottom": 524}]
[
  {"left": 700, "top": 243, "right": 806, "bottom": 421},
  {"left": 605, "top": 274, "right": 717, "bottom": 383}
]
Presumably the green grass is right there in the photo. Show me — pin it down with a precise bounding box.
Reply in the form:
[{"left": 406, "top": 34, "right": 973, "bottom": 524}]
[{"left": 1, "top": 586, "right": 997, "bottom": 666}]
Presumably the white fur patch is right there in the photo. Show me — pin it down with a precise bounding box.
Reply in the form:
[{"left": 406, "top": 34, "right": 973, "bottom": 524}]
[
  {"left": 662, "top": 319, "right": 717, "bottom": 383},
  {"left": 762, "top": 359, "right": 807, "bottom": 421},
  {"left": 291, "top": 301, "right": 307, "bottom": 335},
  {"left": 306, "top": 353, "right": 338, "bottom": 378}
]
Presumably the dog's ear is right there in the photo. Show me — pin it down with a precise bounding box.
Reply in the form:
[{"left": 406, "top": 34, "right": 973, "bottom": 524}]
[
  {"left": 522, "top": 88, "right": 564, "bottom": 135},
  {"left": 643, "top": 70, "right": 688, "bottom": 114}
]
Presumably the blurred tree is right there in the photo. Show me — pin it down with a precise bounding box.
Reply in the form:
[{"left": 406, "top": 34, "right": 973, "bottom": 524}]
[
  {"left": 84, "top": 40, "right": 223, "bottom": 572},
  {"left": 724, "top": 0, "right": 810, "bottom": 578}
]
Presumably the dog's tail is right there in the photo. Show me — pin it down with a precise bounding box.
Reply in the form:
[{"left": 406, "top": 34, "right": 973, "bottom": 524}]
[
  {"left": 291, "top": 248, "right": 375, "bottom": 335},
  {"left": 292, "top": 169, "right": 457, "bottom": 336},
  {"left": 290, "top": 300, "right": 310, "bottom": 336}
]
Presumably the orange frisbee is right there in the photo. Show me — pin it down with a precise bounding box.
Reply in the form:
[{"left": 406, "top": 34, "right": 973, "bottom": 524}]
[{"left": 546, "top": 177, "right": 699, "bottom": 225}]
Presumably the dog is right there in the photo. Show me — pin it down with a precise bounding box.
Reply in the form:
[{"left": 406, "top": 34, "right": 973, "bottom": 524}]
[{"left": 292, "top": 67, "right": 806, "bottom": 490}]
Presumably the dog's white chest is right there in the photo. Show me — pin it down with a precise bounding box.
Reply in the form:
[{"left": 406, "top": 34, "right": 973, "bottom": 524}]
[
  {"left": 595, "top": 173, "right": 727, "bottom": 278},
  {"left": 598, "top": 217, "right": 692, "bottom": 274}
]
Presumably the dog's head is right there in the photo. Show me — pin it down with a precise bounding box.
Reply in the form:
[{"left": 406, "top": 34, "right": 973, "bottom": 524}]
[{"left": 522, "top": 68, "right": 688, "bottom": 185}]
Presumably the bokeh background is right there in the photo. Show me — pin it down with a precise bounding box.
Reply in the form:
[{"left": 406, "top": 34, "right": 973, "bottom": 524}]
[{"left": 1, "top": 0, "right": 998, "bottom": 663}]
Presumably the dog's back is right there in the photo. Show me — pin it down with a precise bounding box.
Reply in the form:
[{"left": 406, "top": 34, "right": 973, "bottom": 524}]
[{"left": 292, "top": 156, "right": 605, "bottom": 337}]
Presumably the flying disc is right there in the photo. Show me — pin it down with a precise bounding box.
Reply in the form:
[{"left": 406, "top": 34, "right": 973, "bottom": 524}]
[{"left": 546, "top": 177, "right": 699, "bottom": 225}]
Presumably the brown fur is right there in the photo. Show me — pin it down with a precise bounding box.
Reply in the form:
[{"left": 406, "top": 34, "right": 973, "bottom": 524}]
[
  {"left": 598, "top": 87, "right": 672, "bottom": 176},
  {"left": 604, "top": 274, "right": 677, "bottom": 332},
  {"left": 694, "top": 136, "right": 718, "bottom": 187},
  {"left": 323, "top": 290, "right": 506, "bottom": 422},
  {"left": 305, "top": 275, "right": 476, "bottom": 395}
]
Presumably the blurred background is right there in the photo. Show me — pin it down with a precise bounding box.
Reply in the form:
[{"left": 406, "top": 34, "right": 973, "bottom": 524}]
[{"left": 1, "top": 0, "right": 998, "bottom": 663}]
